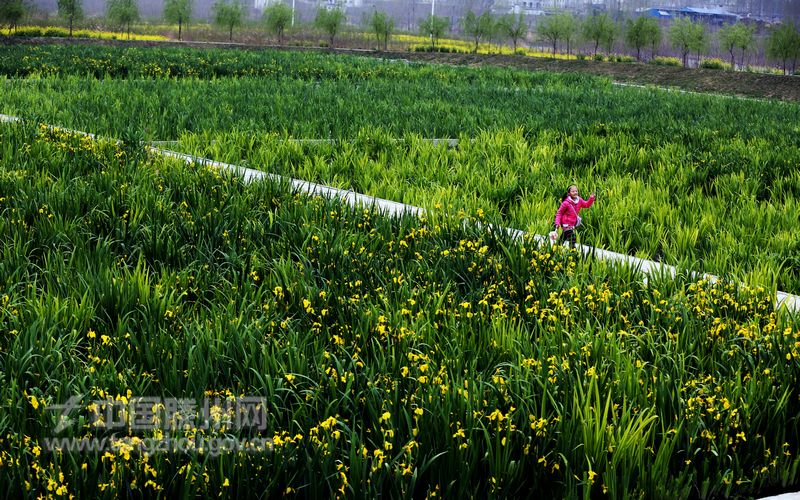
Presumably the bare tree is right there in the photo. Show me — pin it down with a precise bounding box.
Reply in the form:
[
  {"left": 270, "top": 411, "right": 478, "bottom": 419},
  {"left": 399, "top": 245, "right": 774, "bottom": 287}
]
[
  {"left": 498, "top": 13, "right": 528, "bottom": 52},
  {"left": 264, "top": 2, "right": 292, "bottom": 45},
  {"left": 107, "top": 0, "right": 139, "bottom": 39},
  {"left": 537, "top": 14, "right": 562, "bottom": 56},
  {"left": 369, "top": 10, "right": 394, "bottom": 51},
  {"left": 718, "top": 22, "right": 754, "bottom": 70},
  {"left": 625, "top": 16, "right": 659, "bottom": 61},
  {"left": 58, "top": 0, "right": 83, "bottom": 36},
  {"left": 164, "top": 0, "right": 192, "bottom": 41},
  {"left": 0, "top": 0, "right": 24, "bottom": 33},
  {"left": 462, "top": 10, "right": 495, "bottom": 53},
  {"left": 213, "top": 0, "right": 243, "bottom": 42},
  {"left": 420, "top": 14, "right": 449, "bottom": 49},
  {"left": 766, "top": 21, "right": 800, "bottom": 75},
  {"left": 669, "top": 17, "right": 707, "bottom": 67},
  {"left": 584, "top": 13, "right": 615, "bottom": 56},
  {"left": 315, "top": 7, "right": 345, "bottom": 49}
]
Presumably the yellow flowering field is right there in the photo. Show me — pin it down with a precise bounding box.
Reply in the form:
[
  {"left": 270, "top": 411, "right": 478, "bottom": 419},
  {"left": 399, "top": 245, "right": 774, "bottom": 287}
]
[
  {"left": 1, "top": 121, "right": 799, "bottom": 498},
  {"left": 9, "top": 25, "right": 167, "bottom": 41},
  {"left": 2, "top": 45, "right": 798, "bottom": 295}
]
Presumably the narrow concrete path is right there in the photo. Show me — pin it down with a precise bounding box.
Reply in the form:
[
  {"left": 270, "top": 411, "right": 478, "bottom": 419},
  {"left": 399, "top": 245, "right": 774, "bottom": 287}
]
[
  {"left": 157, "top": 148, "right": 423, "bottom": 219},
  {"left": 150, "top": 138, "right": 460, "bottom": 148}
]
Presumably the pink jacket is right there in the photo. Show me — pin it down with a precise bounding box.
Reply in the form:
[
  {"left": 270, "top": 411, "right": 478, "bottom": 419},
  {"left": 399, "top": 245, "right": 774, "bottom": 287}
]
[{"left": 554, "top": 195, "right": 595, "bottom": 229}]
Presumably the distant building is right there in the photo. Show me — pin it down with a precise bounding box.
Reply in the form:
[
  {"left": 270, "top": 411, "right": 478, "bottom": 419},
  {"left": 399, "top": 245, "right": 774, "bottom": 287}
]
[
  {"left": 682, "top": 6, "right": 740, "bottom": 24},
  {"left": 639, "top": 7, "right": 672, "bottom": 18},
  {"left": 496, "top": 0, "right": 651, "bottom": 17},
  {"left": 495, "top": 0, "right": 590, "bottom": 12},
  {"left": 638, "top": 5, "right": 741, "bottom": 25}
]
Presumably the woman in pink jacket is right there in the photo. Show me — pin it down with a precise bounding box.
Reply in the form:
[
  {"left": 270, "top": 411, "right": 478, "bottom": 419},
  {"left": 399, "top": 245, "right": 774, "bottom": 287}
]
[{"left": 554, "top": 185, "right": 596, "bottom": 248}]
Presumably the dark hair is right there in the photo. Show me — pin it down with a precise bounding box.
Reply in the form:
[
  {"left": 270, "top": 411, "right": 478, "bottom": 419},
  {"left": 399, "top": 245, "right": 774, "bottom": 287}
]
[{"left": 561, "top": 184, "right": 578, "bottom": 201}]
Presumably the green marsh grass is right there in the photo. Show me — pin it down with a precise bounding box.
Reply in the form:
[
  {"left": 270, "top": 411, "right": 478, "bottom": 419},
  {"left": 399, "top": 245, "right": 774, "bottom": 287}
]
[
  {"left": 1, "top": 122, "right": 799, "bottom": 497},
  {"left": 3, "top": 46, "right": 798, "bottom": 292},
  {"left": 175, "top": 127, "right": 800, "bottom": 295}
]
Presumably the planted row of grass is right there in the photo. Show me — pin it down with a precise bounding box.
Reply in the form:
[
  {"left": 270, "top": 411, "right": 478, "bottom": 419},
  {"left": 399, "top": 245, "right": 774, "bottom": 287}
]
[
  {"left": 176, "top": 127, "right": 800, "bottom": 295},
  {"left": 5, "top": 26, "right": 167, "bottom": 41},
  {"left": 2, "top": 45, "right": 798, "bottom": 142},
  {"left": 2, "top": 121, "right": 799, "bottom": 497},
  {"left": 3, "top": 45, "right": 799, "bottom": 293}
]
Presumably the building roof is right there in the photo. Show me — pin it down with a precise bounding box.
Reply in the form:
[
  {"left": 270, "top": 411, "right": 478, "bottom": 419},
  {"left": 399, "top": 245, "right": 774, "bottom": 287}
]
[
  {"left": 639, "top": 5, "right": 741, "bottom": 20},
  {"left": 683, "top": 6, "right": 739, "bottom": 16}
]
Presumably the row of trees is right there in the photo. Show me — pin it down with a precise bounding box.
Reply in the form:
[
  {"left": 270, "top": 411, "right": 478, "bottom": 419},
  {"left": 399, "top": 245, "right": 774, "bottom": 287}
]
[
  {"left": 0, "top": 0, "right": 345, "bottom": 45},
  {"left": 227, "top": 2, "right": 346, "bottom": 46},
  {"left": 766, "top": 21, "right": 800, "bottom": 74},
  {"left": 0, "top": 0, "right": 23, "bottom": 32},
  {"left": 2, "top": 0, "right": 799, "bottom": 74},
  {"left": 421, "top": 9, "right": 798, "bottom": 74},
  {"left": 0, "top": 0, "right": 189, "bottom": 39},
  {"left": 539, "top": 11, "right": 796, "bottom": 72},
  {"left": 217, "top": 2, "right": 349, "bottom": 48}
]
